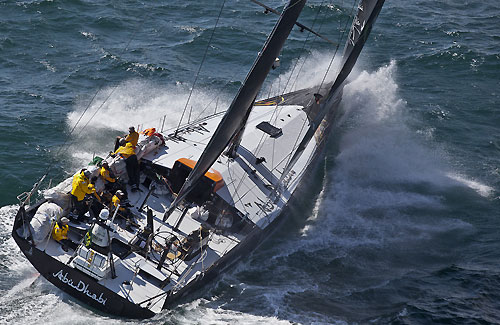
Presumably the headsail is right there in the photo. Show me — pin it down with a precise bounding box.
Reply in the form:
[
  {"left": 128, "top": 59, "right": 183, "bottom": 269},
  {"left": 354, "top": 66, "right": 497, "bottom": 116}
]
[
  {"left": 280, "top": 0, "right": 385, "bottom": 182},
  {"left": 165, "top": 0, "right": 307, "bottom": 218}
]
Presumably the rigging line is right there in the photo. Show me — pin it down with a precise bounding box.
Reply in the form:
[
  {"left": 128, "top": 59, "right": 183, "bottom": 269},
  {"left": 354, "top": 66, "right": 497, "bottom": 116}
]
[
  {"left": 174, "top": 0, "right": 227, "bottom": 135},
  {"left": 269, "top": 0, "right": 327, "bottom": 126},
  {"left": 229, "top": 165, "right": 271, "bottom": 210},
  {"left": 282, "top": 0, "right": 358, "bottom": 170},
  {"left": 251, "top": 1, "right": 326, "bottom": 159},
  {"left": 280, "top": 0, "right": 326, "bottom": 97},
  {"left": 251, "top": 0, "right": 336, "bottom": 46},
  {"left": 315, "top": 0, "right": 357, "bottom": 95},
  {"left": 283, "top": 0, "right": 307, "bottom": 13},
  {"left": 225, "top": 159, "right": 251, "bottom": 215},
  {"left": 75, "top": 86, "right": 119, "bottom": 137},
  {"left": 59, "top": 91, "right": 227, "bottom": 164},
  {"left": 289, "top": 0, "right": 330, "bottom": 92},
  {"left": 41, "top": 13, "right": 149, "bottom": 178},
  {"left": 192, "top": 82, "right": 231, "bottom": 122}
]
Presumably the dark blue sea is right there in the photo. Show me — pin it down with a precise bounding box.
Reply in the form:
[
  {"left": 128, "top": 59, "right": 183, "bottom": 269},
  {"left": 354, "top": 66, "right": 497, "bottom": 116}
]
[{"left": 1, "top": 0, "right": 499, "bottom": 324}]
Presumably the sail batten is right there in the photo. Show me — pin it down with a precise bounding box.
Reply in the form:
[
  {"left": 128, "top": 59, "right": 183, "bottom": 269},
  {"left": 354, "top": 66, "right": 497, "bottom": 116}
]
[
  {"left": 165, "top": 0, "right": 307, "bottom": 219},
  {"left": 279, "top": 0, "right": 385, "bottom": 184}
]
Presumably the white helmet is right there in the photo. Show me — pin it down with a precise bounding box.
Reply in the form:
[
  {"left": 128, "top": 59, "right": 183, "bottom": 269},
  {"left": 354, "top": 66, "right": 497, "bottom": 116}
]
[{"left": 99, "top": 209, "right": 110, "bottom": 220}]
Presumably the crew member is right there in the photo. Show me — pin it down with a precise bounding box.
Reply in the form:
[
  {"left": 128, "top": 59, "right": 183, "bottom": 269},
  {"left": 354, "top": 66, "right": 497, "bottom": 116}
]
[
  {"left": 99, "top": 162, "right": 116, "bottom": 190},
  {"left": 89, "top": 209, "right": 116, "bottom": 249},
  {"left": 125, "top": 126, "right": 139, "bottom": 147},
  {"left": 87, "top": 176, "right": 106, "bottom": 219},
  {"left": 52, "top": 217, "right": 70, "bottom": 251},
  {"left": 70, "top": 169, "right": 96, "bottom": 222},
  {"left": 111, "top": 190, "right": 127, "bottom": 213},
  {"left": 111, "top": 190, "right": 135, "bottom": 229},
  {"left": 114, "top": 126, "right": 139, "bottom": 151},
  {"left": 113, "top": 142, "right": 140, "bottom": 191}
]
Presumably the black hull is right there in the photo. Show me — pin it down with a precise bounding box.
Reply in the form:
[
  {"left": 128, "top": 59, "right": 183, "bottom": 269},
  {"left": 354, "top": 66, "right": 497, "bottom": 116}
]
[
  {"left": 163, "top": 109, "right": 334, "bottom": 307},
  {"left": 12, "top": 206, "right": 155, "bottom": 319},
  {"left": 11, "top": 101, "right": 337, "bottom": 318}
]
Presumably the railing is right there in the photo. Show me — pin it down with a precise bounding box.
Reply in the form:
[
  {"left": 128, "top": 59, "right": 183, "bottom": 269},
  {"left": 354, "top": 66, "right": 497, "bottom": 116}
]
[{"left": 16, "top": 175, "right": 46, "bottom": 208}]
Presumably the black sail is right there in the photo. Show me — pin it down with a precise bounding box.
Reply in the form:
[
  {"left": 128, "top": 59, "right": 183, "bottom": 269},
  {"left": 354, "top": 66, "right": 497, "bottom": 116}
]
[
  {"left": 280, "top": 0, "right": 385, "bottom": 181},
  {"left": 165, "top": 0, "right": 307, "bottom": 217}
]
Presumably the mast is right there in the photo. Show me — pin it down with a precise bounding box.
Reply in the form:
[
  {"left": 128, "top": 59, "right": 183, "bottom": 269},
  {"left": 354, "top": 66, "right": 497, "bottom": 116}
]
[
  {"left": 280, "top": 0, "right": 385, "bottom": 183},
  {"left": 164, "top": 0, "right": 307, "bottom": 219}
]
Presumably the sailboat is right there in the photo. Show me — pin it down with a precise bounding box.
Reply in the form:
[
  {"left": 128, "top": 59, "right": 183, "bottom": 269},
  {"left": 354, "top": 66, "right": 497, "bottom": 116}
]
[{"left": 12, "top": 0, "right": 385, "bottom": 319}]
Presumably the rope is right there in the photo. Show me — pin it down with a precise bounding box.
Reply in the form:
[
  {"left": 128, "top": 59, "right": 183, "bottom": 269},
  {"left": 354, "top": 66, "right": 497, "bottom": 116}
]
[
  {"left": 191, "top": 83, "right": 231, "bottom": 123},
  {"left": 174, "top": 0, "right": 227, "bottom": 135},
  {"left": 250, "top": 0, "right": 327, "bottom": 162},
  {"left": 316, "top": 0, "right": 357, "bottom": 95},
  {"left": 43, "top": 219, "right": 56, "bottom": 252},
  {"left": 199, "top": 227, "right": 205, "bottom": 273},
  {"left": 38, "top": 13, "right": 149, "bottom": 184},
  {"left": 289, "top": 0, "right": 330, "bottom": 92},
  {"left": 281, "top": 0, "right": 358, "bottom": 172}
]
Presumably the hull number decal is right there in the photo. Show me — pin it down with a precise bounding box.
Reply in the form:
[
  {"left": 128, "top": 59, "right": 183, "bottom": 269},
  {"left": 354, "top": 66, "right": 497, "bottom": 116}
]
[{"left": 53, "top": 269, "right": 107, "bottom": 305}]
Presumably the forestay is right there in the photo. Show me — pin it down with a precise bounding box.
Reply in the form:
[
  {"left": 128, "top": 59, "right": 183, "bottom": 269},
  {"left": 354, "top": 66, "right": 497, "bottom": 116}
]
[
  {"left": 280, "top": 0, "right": 386, "bottom": 182},
  {"left": 165, "top": 0, "right": 307, "bottom": 218}
]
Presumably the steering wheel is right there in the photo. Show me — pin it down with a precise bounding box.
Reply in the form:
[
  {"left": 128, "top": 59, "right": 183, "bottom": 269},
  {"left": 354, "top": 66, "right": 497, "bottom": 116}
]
[{"left": 149, "top": 230, "right": 180, "bottom": 264}]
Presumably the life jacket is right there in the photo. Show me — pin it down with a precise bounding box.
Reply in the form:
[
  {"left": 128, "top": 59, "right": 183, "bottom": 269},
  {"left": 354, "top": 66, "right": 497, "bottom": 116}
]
[
  {"left": 141, "top": 128, "right": 156, "bottom": 137},
  {"left": 90, "top": 222, "right": 110, "bottom": 247},
  {"left": 52, "top": 222, "right": 68, "bottom": 241}
]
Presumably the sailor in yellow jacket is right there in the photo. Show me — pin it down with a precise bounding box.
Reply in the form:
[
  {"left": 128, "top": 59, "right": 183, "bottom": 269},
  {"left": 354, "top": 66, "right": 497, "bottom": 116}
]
[
  {"left": 111, "top": 190, "right": 130, "bottom": 216},
  {"left": 52, "top": 217, "right": 70, "bottom": 251},
  {"left": 99, "top": 162, "right": 117, "bottom": 191},
  {"left": 114, "top": 126, "right": 139, "bottom": 151},
  {"left": 111, "top": 190, "right": 135, "bottom": 228},
  {"left": 70, "top": 169, "right": 95, "bottom": 222},
  {"left": 114, "top": 142, "right": 135, "bottom": 158},
  {"left": 100, "top": 162, "right": 115, "bottom": 183},
  {"left": 125, "top": 126, "right": 139, "bottom": 147},
  {"left": 52, "top": 217, "right": 69, "bottom": 241},
  {"left": 113, "top": 142, "right": 140, "bottom": 191}
]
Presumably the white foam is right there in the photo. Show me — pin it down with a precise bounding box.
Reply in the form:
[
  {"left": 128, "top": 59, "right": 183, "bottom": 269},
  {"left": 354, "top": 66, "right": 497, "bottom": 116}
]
[
  {"left": 164, "top": 299, "right": 294, "bottom": 325},
  {"left": 265, "top": 61, "right": 478, "bottom": 259},
  {"left": 265, "top": 51, "right": 343, "bottom": 95},
  {"left": 446, "top": 172, "right": 495, "bottom": 197},
  {"left": 67, "top": 79, "right": 227, "bottom": 133},
  {"left": 0, "top": 205, "right": 38, "bottom": 276},
  {"left": 22, "top": 51, "right": 487, "bottom": 323},
  {"left": 63, "top": 79, "right": 231, "bottom": 168}
]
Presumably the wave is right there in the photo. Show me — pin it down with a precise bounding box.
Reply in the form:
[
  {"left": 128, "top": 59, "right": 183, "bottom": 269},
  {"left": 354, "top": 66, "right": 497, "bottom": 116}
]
[
  {"left": 64, "top": 79, "right": 231, "bottom": 169},
  {"left": 199, "top": 61, "right": 482, "bottom": 323}
]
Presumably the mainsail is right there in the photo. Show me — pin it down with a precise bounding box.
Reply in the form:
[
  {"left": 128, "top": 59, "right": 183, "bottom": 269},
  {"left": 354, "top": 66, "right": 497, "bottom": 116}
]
[
  {"left": 280, "top": 0, "right": 385, "bottom": 182},
  {"left": 165, "top": 0, "right": 307, "bottom": 218}
]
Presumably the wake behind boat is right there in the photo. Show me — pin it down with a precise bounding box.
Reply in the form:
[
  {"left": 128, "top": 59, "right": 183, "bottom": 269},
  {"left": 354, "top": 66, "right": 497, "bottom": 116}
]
[{"left": 12, "top": 0, "right": 385, "bottom": 318}]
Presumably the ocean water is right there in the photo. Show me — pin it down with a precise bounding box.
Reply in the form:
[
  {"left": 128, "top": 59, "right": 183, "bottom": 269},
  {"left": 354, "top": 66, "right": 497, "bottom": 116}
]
[{"left": 1, "top": 0, "right": 499, "bottom": 324}]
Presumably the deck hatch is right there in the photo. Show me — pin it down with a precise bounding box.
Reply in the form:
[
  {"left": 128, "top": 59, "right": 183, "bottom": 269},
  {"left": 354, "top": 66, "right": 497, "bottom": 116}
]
[{"left": 256, "top": 121, "right": 282, "bottom": 138}]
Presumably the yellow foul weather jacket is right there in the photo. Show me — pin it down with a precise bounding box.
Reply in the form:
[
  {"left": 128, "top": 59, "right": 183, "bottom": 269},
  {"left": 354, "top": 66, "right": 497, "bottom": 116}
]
[
  {"left": 125, "top": 131, "right": 139, "bottom": 147},
  {"left": 112, "top": 195, "right": 126, "bottom": 212},
  {"left": 100, "top": 167, "right": 115, "bottom": 183},
  {"left": 52, "top": 222, "right": 68, "bottom": 241},
  {"left": 114, "top": 142, "right": 136, "bottom": 159},
  {"left": 71, "top": 171, "right": 95, "bottom": 201}
]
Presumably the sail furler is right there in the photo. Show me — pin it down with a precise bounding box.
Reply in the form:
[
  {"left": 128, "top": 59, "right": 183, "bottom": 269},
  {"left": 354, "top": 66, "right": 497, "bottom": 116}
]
[
  {"left": 279, "top": 0, "right": 386, "bottom": 184},
  {"left": 164, "top": 0, "right": 307, "bottom": 219}
]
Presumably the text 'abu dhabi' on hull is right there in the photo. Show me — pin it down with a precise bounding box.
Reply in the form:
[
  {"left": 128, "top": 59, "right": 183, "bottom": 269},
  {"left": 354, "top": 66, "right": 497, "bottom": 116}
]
[{"left": 12, "top": 0, "right": 385, "bottom": 318}]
